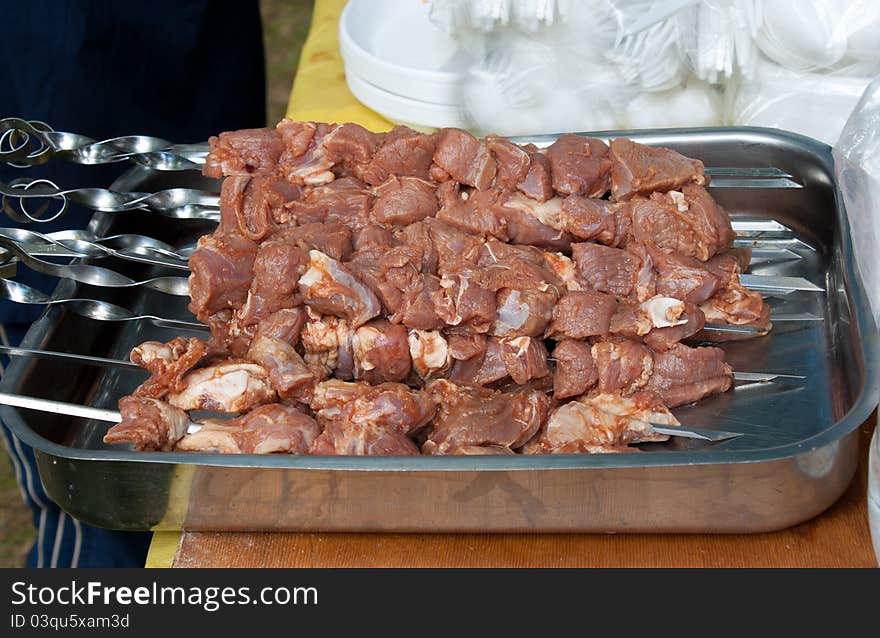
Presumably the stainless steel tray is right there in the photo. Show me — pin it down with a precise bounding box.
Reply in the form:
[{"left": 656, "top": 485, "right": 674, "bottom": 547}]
[{"left": 2, "top": 127, "right": 877, "bottom": 533}]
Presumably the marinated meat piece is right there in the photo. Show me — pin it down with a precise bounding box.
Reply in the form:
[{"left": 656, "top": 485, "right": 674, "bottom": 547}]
[
  {"left": 475, "top": 239, "right": 559, "bottom": 292},
  {"left": 176, "top": 404, "right": 319, "bottom": 455},
  {"left": 271, "top": 223, "right": 353, "bottom": 262},
  {"left": 561, "top": 195, "right": 631, "bottom": 246},
  {"left": 236, "top": 238, "right": 308, "bottom": 327},
  {"left": 517, "top": 150, "right": 553, "bottom": 202},
  {"left": 449, "top": 335, "right": 507, "bottom": 386},
  {"left": 423, "top": 379, "right": 550, "bottom": 455},
  {"left": 246, "top": 309, "right": 313, "bottom": 399},
  {"left": 167, "top": 361, "right": 276, "bottom": 413},
  {"left": 298, "top": 250, "right": 381, "bottom": 327},
  {"left": 608, "top": 296, "right": 689, "bottom": 340},
  {"left": 300, "top": 311, "right": 355, "bottom": 380},
  {"left": 371, "top": 176, "right": 438, "bottom": 226},
  {"left": 650, "top": 246, "right": 718, "bottom": 304},
  {"left": 188, "top": 232, "right": 258, "bottom": 320},
  {"left": 547, "top": 290, "right": 618, "bottom": 339},
  {"left": 487, "top": 136, "right": 530, "bottom": 189},
  {"left": 571, "top": 242, "right": 656, "bottom": 299},
  {"left": 433, "top": 270, "right": 496, "bottom": 333},
  {"left": 392, "top": 221, "right": 439, "bottom": 274},
  {"left": 542, "top": 252, "right": 582, "bottom": 291},
  {"left": 447, "top": 333, "right": 487, "bottom": 361},
  {"left": 204, "top": 310, "right": 254, "bottom": 358},
  {"left": 361, "top": 125, "right": 436, "bottom": 185},
  {"left": 630, "top": 186, "right": 734, "bottom": 261},
  {"left": 408, "top": 329, "right": 452, "bottom": 379},
  {"left": 203, "top": 127, "right": 284, "bottom": 178},
  {"left": 321, "top": 123, "right": 381, "bottom": 178},
  {"left": 310, "top": 380, "right": 436, "bottom": 435},
  {"left": 492, "top": 288, "right": 557, "bottom": 337},
  {"left": 699, "top": 282, "right": 769, "bottom": 326},
  {"left": 591, "top": 339, "right": 653, "bottom": 395},
  {"left": 427, "top": 218, "right": 484, "bottom": 272},
  {"left": 217, "top": 175, "right": 297, "bottom": 242},
  {"left": 497, "top": 336, "right": 550, "bottom": 385},
  {"left": 279, "top": 180, "right": 374, "bottom": 229},
  {"left": 644, "top": 303, "right": 705, "bottom": 351},
  {"left": 495, "top": 204, "right": 572, "bottom": 251},
  {"left": 433, "top": 128, "right": 497, "bottom": 190},
  {"left": 522, "top": 391, "right": 674, "bottom": 454},
  {"left": 276, "top": 120, "right": 336, "bottom": 186},
  {"left": 544, "top": 134, "right": 612, "bottom": 197},
  {"left": 310, "top": 420, "right": 421, "bottom": 456},
  {"left": 104, "top": 397, "right": 191, "bottom": 451},
  {"left": 552, "top": 339, "right": 598, "bottom": 399},
  {"left": 436, "top": 181, "right": 508, "bottom": 240},
  {"left": 352, "top": 319, "right": 411, "bottom": 383},
  {"left": 645, "top": 343, "right": 733, "bottom": 407},
  {"left": 132, "top": 337, "right": 208, "bottom": 399},
  {"left": 609, "top": 137, "right": 705, "bottom": 201},
  {"left": 396, "top": 274, "right": 446, "bottom": 330}
]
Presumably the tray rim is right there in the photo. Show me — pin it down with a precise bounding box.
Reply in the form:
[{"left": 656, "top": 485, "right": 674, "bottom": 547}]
[{"left": 2, "top": 125, "right": 877, "bottom": 473}]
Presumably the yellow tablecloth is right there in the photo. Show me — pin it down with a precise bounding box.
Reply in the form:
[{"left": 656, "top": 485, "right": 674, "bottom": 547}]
[
  {"left": 146, "top": 0, "right": 387, "bottom": 567},
  {"left": 285, "top": 0, "right": 393, "bottom": 132}
]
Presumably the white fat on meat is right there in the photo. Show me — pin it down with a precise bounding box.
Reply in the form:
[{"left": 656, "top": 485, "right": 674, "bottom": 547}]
[
  {"left": 503, "top": 193, "right": 565, "bottom": 230},
  {"left": 543, "top": 393, "right": 676, "bottom": 448},
  {"left": 130, "top": 342, "right": 176, "bottom": 366},
  {"left": 668, "top": 190, "right": 689, "bottom": 212},
  {"left": 298, "top": 250, "right": 381, "bottom": 327},
  {"left": 542, "top": 252, "right": 581, "bottom": 291},
  {"left": 167, "top": 362, "right": 274, "bottom": 413},
  {"left": 352, "top": 324, "right": 382, "bottom": 372},
  {"left": 492, "top": 289, "right": 531, "bottom": 335},
  {"left": 301, "top": 310, "right": 354, "bottom": 378},
  {"left": 407, "top": 329, "right": 451, "bottom": 379},
  {"left": 641, "top": 295, "right": 688, "bottom": 329}
]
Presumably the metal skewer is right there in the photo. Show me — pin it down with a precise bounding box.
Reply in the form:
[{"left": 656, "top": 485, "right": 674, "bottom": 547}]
[{"left": 0, "top": 389, "right": 741, "bottom": 443}]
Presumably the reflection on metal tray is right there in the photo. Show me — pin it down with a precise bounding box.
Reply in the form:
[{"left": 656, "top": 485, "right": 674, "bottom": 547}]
[{"left": 1, "top": 127, "right": 877, "bottom": 533}]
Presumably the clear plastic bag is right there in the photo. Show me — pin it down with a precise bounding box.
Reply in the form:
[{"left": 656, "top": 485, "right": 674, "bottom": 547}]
[
  {"left": 422, "top": 0, "right": 880, "bottom": 139},
  {"left": 833, "top": 76, "right": 880, "bottom": 329}
]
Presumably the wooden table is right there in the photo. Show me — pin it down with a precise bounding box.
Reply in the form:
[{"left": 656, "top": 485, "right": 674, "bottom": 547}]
[{"left": 144, "top": 0, "right": 879, "bottom": 569}]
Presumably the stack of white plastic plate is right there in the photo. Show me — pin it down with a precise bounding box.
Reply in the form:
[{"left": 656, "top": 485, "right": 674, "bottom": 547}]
[{"left": 339, "top": 0, "right": 472, "bottom": 129}]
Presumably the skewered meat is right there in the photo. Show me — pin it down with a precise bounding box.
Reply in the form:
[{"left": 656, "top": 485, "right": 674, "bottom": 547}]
[
  {"left": 571, "top": 242, "right": 656, "bottom": 300},
  {"left": 547, "top": 289, "right": 618, "bottom": 339},
  {"left": 300, "top": 311, "right": 355, "bottom": 380},
  {"left": 188, "top": 232, "right": 258, "bottom": 320},
  {"left": 408, "top": 329, "right": 452, "bottom": 380},
  {"left": 360, "top": 125, "right": 436, "bottom": 185},
  {"left": 176, "top": 403, "right": 319, "bottom": 455},
  {"left": 298, "top": 250, "right": 381, "bottom": 327},
  {"left": 630, "top": 185, "right": 734, "bottom": 261},
  {"left": 203, "top": 127, "right": 284, "bottom": 179},
  {"left": 309, "top": 380, "right": 436, "bottom": 456},
  {"left": 131, "top": 337, "right": 208, "bottom": 399},
  {"left": 523, "top": 391, "right": 675, "bottom": 454},
  {"left": 423, "top": 379, "right": 550, "bottom": 455},
  {"left": 104, "top": 396, "right": 191, "bottom": 452},
  {"left": 114, "top": 122, "right": 771, "bottom": 457},
  {"left": 518, "top": 148, "right": 553, "bottom": 202},
  {"left": 371, "top": 176, "right": 438, "bottom": 226},
  {"left": 544, "top": 134, "right": 612, "bottom": 197},
  {"left": 167, "top": 361, "right": 275, "bottom": 413},
  {"left": 645, "top": 343, "right": 733, "bottom": 407},
  {"left": 609, "top": 137, "right": 705, "bottom": 201},
  {"left": 433, "top": 128, "right": 497, "bottom": 190},
  {"left": 552, "top": 339, "right": 598, "bottom": 399},
  {"left": 352, "top": 319, "right": 412, "bottom": 383},
  {"left": 246, "top": 308, "right": 313, "bottom": 399},
  {"left": 592, "top": 338, "right": 654, "bottom": 395}
]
